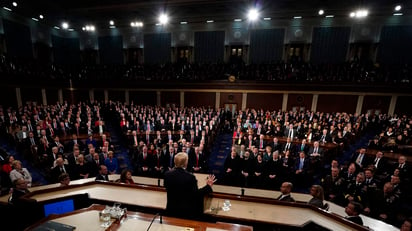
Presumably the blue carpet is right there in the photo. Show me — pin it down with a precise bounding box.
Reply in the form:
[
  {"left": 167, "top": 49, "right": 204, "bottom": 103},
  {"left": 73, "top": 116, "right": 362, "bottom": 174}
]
[{"left": 208, "top": 133, "right": 233, "bottom": 180}]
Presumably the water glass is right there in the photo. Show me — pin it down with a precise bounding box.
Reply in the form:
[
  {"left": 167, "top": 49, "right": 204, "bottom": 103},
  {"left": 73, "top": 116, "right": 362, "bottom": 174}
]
[
  {"left": 222, "top": 200, "right": 231, "bottom": 211},
  {"left": 101, "top": 208, "right": 111, "bottom": 227}
]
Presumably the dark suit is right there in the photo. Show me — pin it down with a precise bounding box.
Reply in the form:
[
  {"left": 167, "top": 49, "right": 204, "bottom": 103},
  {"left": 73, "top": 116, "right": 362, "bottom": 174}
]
[
  {"left": 95, "top": 173, "right": 109, "bottom": 181},
  {"left": 277, "top": 194, "right": 295, "bottom": 202},
  {"left": 164, "top": 168, "right": 212, "bottom": 219},
  {"left": 345, "top": 216, "right": 363, "bottom": 226}
]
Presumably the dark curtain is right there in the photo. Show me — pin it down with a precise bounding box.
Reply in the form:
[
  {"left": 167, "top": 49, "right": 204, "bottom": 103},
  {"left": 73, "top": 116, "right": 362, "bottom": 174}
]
[
  {"left": 377, "top": 26, "right": 412, "bottom": 65},
  {"left": 98, "top": 35, "right": 123, "bottom": 64},
  {"left": 310, "top": 27, "right": 351, "bottom": 64},
  {"left": 144, "top": 33, "right": 171, "bottom": 64},
  {"left": 52, "top": 35, "right": 80, "bottom": 64},
  {"left": 194, "top": 31, "right": 225, "bottom": 63},
  {"left": 249, "top": 29, "right": 285, "bottom": 64},
  {"left": 2, "top": 19, "right": 32, "bottom": 58}
]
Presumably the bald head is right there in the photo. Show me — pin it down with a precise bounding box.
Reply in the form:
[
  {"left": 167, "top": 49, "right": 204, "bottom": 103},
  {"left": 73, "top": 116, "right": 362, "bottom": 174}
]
[{"left": 174, "top": 152, "right": 188, "bottom": 168}]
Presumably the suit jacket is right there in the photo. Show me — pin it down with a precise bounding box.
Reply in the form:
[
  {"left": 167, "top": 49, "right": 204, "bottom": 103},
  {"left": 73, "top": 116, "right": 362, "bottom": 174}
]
[
  {"left": 277, "top": 194, "right": 295, "bottom": 202},
  {"left": 164, "top": 168, "right": 212, "bottom": 219},
  {"left": 95, "top": 173, "right": 109, "bottom": 181},
  {"left": 345, "top": 216, "right": 363, "bottom": 226}
]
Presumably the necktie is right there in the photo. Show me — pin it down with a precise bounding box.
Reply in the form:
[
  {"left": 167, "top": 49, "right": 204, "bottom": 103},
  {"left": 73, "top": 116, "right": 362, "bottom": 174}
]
[
  {"left": 289, "top": 130, "right": 292, "bottom": 138},
  {"left": 356, "top": 154, "right": 363, "bottom": 165}
]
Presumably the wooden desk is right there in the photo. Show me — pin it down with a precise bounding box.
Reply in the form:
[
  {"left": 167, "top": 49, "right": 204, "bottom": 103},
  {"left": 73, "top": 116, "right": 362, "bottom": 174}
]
[
  {"left": 2, "top": 175, "right": 398, "bottom": 231},
  {"left": 25, "top": 204, "right": 253, "bottom": 231},
  {"left": 361, "top": 148, "right": 412, "bottom": 165}
]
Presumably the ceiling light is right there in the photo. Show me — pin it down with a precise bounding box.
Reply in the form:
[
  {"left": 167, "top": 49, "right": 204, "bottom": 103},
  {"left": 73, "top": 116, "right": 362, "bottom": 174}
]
[
  {"left": 325, "top": 15, "right": 334, "bottom": 18},
  {"left": 263, "top": 17, "right": 271, "bottom": 21},
  {"left": 355, "top": 9, "right": 368, "bottom": 18},
  {"left": 393, "top": 13, "right": 403, "bottom": 16},
  {"left": 206, "top": 20, "right": 214, "bottom": 23},
  {"left": 395, "top": 5, "right": 402, "bottom": 11},
  {"left": 39, "top": 15, "right": 44, "bottom": 19},
  {"left": 131, "top": 21, "right": 143, "bottom": 27},
  {"left": 318, "top": 9, "right": 324, "bottom": 15},
  {"left": 159, "top": 14, "right": 168, "bottom": 25},
  {"left": 109, "top": 20, "right": 114, "bottom": 25},
  {"left": 3, "top": 7, "right": 12, "bottom": 11},
  {"left": 180, "top": 21, "right": 188, "bottom": 25},
  {"left": 247, "top": 8, "right": 259, "bottom": 21},
  {"left": 62, "top": 22, "right": 69, "bottom": 29},
  {"left": 234, "top": 18, "right": 242, "bottom": 22},
  {"left": 109, "top": 25, "right": 116, "bottom": 29},
  {"left": 350, "top": 12, "right": 356, "bottom": 17},
  {"left": 32, "top": 18, "right": 39, "bottom": 21},
  {"left": 68, "top": 28, "right": 74, "bottom": 31},
  {"left": 12, "top": 2, "right": 17, "bottom": 7},
  {"left": 54, "top": 26, "right": 60, "bottom": 30},
  {"left": 293, "top": 16, "right": 302, "bottom": 19}
]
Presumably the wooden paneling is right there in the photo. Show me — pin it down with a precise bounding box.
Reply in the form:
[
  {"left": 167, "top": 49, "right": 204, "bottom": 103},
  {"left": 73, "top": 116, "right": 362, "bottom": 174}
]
[
  {"left": 287, "top": 93, "right": 313, "bottom": 111},
  {"left": 246, "top": 93, "right": 283, "bottom": 110},
  {"left": 220, "top": 92, "right": 242, "bottom": 109},
  {"left": 317, "top": 94, "right": 358, "bottom": 113},
  {"left": 395, "top": 96, "right": 412, "bottom": 115},
  {"left": 108, "top": 90, "right": 125, "bottom": 102},
  {"left": 129, "top": 91, "right": 156, "bottom": 105},
  {"left": 45, "top": 89, "right": 59, "bottom": 105},
  {"left": 362, "top": 95, "right": 391, "bottom": 114},
  {"left": 161, "top": 91, "right": 180, "bottom": 107},
  {"left": 0, "top": 87, "right": 16, "bottom": 108},
  {"left": 21, "top": 88, "right": 42, "bottom": 105},
  {"left": 94, "top": 90, "right": 105, "bottom": 102},
  {"left": 63, "top": 89, "right": 89, "bottom": 104},
  {"left": 185, "top": 92, "right": 215, "bottom": 107}
]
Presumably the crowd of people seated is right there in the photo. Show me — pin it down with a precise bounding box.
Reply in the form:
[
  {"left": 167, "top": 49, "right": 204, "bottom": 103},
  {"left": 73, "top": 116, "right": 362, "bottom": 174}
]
[
  {"left": 1, "top": 54, "right": 411, "bottom": 84},
  {"left": 1, "top": 99, "right": 412, "bottom": 228},
  {"left": 222, "top": 107, "right": 412, "bottom": 227},
  {"left": 114, "top": 102, "right": 222, "bottom": 178}
]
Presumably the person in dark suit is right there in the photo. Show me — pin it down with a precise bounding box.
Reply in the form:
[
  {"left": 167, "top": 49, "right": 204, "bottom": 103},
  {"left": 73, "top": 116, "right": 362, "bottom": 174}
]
[
  {"left": 163, "top": 152, "right": 216, "bottom": 219},
  {"left": 344, "top": 201, "right": 364, "bottom": 226},
  {"left": 95, "top": 164, "right": 109, "bottom": 181},
  {"left": 277, "top": 182, "right": 295, "bottom": 202}
]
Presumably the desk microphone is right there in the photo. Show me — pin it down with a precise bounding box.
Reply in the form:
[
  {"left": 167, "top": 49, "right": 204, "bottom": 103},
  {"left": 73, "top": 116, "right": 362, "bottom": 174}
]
[{"left": 146, "top": 213, "right": 162, "bottom": 231}]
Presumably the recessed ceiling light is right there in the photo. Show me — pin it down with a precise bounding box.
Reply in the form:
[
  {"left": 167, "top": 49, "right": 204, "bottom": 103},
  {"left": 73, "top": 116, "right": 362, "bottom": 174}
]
[
  {"left": 109, "top": 25, "right": 116, "bottom": 29},
  {"left": 206, "top": 20, "right": 214, "bottom": 23},
  {"left": 12, "top": 2, "right": 17, "bottom": 7},
  {"left": 180, "top": 21, "right": 188, "bottom": 25},
  {"left": 393, "top": 13, "right": 403, "bottom": 16},
  {"left": 159, "top": 14, "right": 169, "bottom": 25},
  {"left": 395, "top": 5, "right": 402, "bottom": 11},
  {"left": 247, "top": 8, "right": 259, "bottom": 21},
  {"left": 32, "top": 18, "right": 39, "bottom": 21},
  {"left": 234, "top": 18, "right": 242, "bottom": 22},
  {"left": 263, "top": 17, "right": 271, "bottom": 21},
  {"left": 325, "top": 15, "right": 334, "bottom": 18},
  {"left": 39, "top": 15, "right": 44, "bottom": 19},
  {"left": 62, "top": 22, "right": 69, "bottom": 29},
  {"left": 318, "top": 9, "right": 324, "bottom": 15},
  {"left": 293, "top": 16, "right": 302, "bottom": 19},
  {"left": 3, "top": 7, "right": 12, "bottom": 11},
  {"left": 109, "top": 20, "right": 114, "bottom": 25}
]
